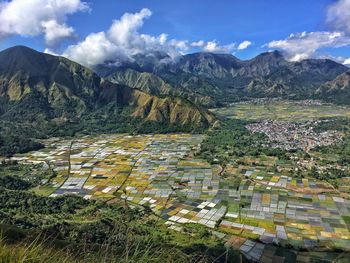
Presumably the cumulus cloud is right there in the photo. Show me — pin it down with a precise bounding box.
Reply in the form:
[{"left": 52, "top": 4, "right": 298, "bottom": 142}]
[
  {"left": 267, "top": 31, "right": 350, "bottom": 61},
  {"left": 44, "top": 48, "right": 59, "bottom": 56},
  {"left": 237, "top": 40, "right": 252, "bottom": 50},
  {"left": 204, "top": 41, "right": 236, "bottom": 53},
  {"left": 343, "top": 58, "right": 350, "bottom": 65},
  {"left": 62, "top": 8, "right": 250, "bottom": 66},
  {"left": 190, "top": 40, "right": 236, "bottom": 53},
  {"left": 191, "top": 40, "right": 205, "bottom": 47},
  {"left": 0, "top": 0, "right": 89, "bottom": 46},
  {"left": 107, "top": 8, "right": 151, "bottom": 46},
  {"left": 63, "top": 8, "right": 191, "bottom": 66},
  {"left": 42, "top": 20, "right": 75, "bottom": 46},
  {"left": 64, "top": 8, "right": 253, "bottom": 67},
  {"left": 327, "top": 0, "right": 350, "bottom": 34},
  {"left": 64, "top": 32, "right": 122, "bottom": 66}
]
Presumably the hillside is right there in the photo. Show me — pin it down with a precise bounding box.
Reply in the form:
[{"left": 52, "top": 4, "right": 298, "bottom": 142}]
[
  {"left": 97, "top": 67, "right": 214, "bottom": 106},
  {"left": 0, "top": 46, "right": 214, "bottom": 126},
  {"left": 102, "top": 68, "right": 173, "bottom": 95},
  {"left": 99, "top": 81, "right": 215, "bottom": 127},
  {"left": 316, "top": 71, "right": 350, "bottom": 104}
]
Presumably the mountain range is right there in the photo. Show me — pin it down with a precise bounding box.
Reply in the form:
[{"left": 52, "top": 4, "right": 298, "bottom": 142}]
[
  {"left": 96, "top": 51, "right": 350, "bottom": 106},
  {"left": 1, "top": 45, "right": 350, "bottom": 142}
]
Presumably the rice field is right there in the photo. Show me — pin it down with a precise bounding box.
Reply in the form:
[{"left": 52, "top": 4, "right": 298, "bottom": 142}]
[
  {"left": 11, "top": 133, "right": 350, "bottom": 262},
  {"left": 211, "top": 100, "right": 350, "bottom": 121}
]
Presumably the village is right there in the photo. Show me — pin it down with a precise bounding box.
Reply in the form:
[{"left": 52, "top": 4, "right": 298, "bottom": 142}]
[{"left": 246, "top": 120, "right": 343, "bottom": 151}]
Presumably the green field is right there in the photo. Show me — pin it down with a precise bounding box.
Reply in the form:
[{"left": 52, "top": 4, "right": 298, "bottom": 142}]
[{"left": 211, "top": 100, "right": 350, "bottom": 121}]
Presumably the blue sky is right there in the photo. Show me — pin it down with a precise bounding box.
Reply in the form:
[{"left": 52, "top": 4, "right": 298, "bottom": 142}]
[{"left": 0, "top": 0, "right": 349, "bottom": 65}]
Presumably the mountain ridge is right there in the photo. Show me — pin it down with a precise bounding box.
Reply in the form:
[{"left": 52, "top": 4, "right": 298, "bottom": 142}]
[
  {"left": 0, "top": 46, "right": 215, "bottom": 130},
  {"left": 95, "top": 50, "right": 348, "bottom": 106}
]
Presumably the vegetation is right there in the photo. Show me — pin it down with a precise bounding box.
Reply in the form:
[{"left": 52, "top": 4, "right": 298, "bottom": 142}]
[
  {"left": 0, "top": 161, "right": 50, "bottom": 189},
  {"left": 199, "top": 119, "right": 288, "bottom": 166},
  {"left": 0, "top": 104, "right": 206, "bottom": 157},
  {"left": 308, "top": 166, "right": 348, "bottom": 187},
  {"left": 313, "top": 117, "right": 350, "bottom": 133},
  {"left": 0, "top": 122, "right": 44, "bottom": 157},
  {"left": 313, "top": 135, "right": 350, "bottom": 166},
  {"left": 308, "top": 129, "right": 350, "bottom": 186}
]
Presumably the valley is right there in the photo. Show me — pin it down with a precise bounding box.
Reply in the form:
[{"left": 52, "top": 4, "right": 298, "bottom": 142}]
[
  {"left": 2, "top": 1, "right": 350, "bottom": 262},
  {"left": 7, "top": 98, "right": 350, "bottom": 262},
  {"left": 211, "top": 99, "right": 350, "bottom": 121},
  {"left": 1, "top": 46, "right": 350, "bottom": 262}
]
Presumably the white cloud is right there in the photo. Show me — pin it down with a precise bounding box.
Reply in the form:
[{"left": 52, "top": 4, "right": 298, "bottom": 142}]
[
  {"left": 107, "top": 8, "right": 152, "bottom": 47},
  {"left": 64, "top": 32, "right": 122, "bottom": 66},
  {"left": 237, "top": 40, "right": 252, "bottom": 50},
  {"left": 191, "top": 40, "right": 236, "bottom": 53},
  {"left": 327, "top": 0, "right": 350, "bottom": 35},
  {"left": 63, "top": 8, "right": 193, "bottom": 66},
  {"left": 44, "top": 48, "right": 59, "bottom": 56},
  {"left": 62, "top": 8, "right": 248, "bottom": 66},
  {"left": 0, "top": 0, "right": 89, "bottom": 46},
  {"left": 318, "top": 54, "right": 350, "bottom": 65},
  {"left": 191, "top": 40, "right": 205, "bottom": 47},
  {"left": 42, "top": 20, "right": 75, "bottom": 46},
  {"left": 267, "top": 31, "right": 350, "bottom": 61}
]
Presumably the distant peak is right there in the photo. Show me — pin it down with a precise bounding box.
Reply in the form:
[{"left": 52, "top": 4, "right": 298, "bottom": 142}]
[
  {"left": 0, "top": 45, "right": 39, "bottom": 54},
  {"left": 188, "top": 52, "right": 235, "bottom": 57},
  {"left": 183, "top": 52, "right": 240, "bottom": 62},
  {"left": 258, "top": 50, "right": 284, "bottom": 58}
]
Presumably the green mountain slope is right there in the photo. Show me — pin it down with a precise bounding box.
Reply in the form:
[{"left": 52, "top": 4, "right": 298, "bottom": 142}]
[
  {"left": 99, "top": 67, "right": 214, "bottom": 105},
  {"left": 0, "top": 46, "right": 215, "bottom": 127},
  {"left": 315, "top": 71, "right": 350, "bottom": 104}
]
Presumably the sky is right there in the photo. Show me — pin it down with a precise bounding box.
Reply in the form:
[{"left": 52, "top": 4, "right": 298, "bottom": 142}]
[{"left": 0, "top": 0, "right": 350, "bottom": 66}]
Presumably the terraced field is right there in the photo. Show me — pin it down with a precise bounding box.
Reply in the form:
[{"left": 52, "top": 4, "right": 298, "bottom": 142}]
[{"left": 11, "top": 133, "right": 350, "bottom": 262}]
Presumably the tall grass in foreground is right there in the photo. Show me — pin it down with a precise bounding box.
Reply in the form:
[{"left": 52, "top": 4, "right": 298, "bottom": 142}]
[
  {"left": 0, "top": 236, "right": 73, "bottom": 263},
  {"left": 0, "top": 235, "right": 210, "bottom": 263}
]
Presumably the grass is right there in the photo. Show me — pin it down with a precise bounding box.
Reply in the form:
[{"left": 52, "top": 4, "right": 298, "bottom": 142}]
[
  {"left": 0, "top": 232, "right": 211, "bottom": 263},
  {"left": 0, "top": 236, "right": 75, "bottom": 263},
  {"left": 32, "top": 185, "right": 57, "bottom": 196}
]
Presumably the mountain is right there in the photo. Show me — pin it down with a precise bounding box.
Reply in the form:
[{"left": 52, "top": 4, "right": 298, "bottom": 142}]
[
  {"left": 0, "top": 46, "right": 215, "bottom": 131},
  {"left": 96, "top": 51, "right": 349, "bottom": 105},
  {"left": 99, "top": 81, "right": 215, "bottom": 127},
  {"left": 0, "top": 45, "right": 101, "bottom": 121},
  {"left": 97, "top": 67, "right": 173, "bottom": 95},
  {"left": 315, "top": 71, "right": 350, "bottom": 104},
  {"left": 96, "top": 67, "right": 214, "bottom": 106}
]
